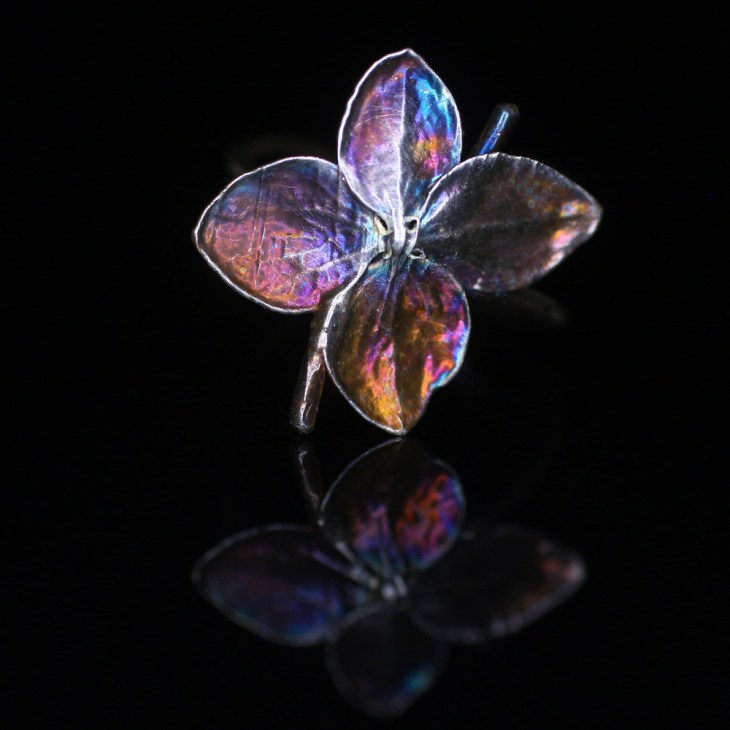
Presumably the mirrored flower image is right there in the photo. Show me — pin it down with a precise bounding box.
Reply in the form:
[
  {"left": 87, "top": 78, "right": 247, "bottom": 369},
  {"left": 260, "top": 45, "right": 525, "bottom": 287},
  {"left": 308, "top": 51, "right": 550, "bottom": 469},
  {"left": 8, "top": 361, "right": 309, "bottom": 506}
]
[
  {"left": 194, "top": 50, "right": 601, "bottom": 433},
  {"left": 193, "top": 440, "right": 585, "bottom": 717}
]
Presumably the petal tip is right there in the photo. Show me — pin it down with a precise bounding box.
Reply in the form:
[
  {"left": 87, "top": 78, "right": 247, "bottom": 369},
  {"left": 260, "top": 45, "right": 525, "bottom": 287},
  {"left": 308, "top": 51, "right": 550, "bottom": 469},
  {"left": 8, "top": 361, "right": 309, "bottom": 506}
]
[
  {"left": 375, "top": 48, "right": 424, "bottom": 66},
  {"left": 587, "top": 197, "right": 603, "bottom": 233}
]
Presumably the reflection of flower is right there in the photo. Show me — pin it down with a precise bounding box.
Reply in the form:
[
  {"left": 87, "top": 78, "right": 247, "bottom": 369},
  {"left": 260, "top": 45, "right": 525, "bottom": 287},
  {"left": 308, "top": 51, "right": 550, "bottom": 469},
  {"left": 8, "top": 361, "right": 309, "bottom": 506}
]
[
  {"left": 194, "top": 50, "right": 602, "bottom": 434},
  {"left": 193, "top": 440, "right": 585, "bottom": 717}
]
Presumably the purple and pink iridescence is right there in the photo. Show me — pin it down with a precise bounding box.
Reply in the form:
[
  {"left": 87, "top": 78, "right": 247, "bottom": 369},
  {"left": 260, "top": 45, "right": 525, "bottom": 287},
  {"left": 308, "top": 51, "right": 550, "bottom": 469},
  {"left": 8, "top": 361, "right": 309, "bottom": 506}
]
[
  {"left": 198, "top": 159, "right": 375, "bottom": 311},
  {"left": 343, "top": 464, "right": 464, "bottom": 576}
]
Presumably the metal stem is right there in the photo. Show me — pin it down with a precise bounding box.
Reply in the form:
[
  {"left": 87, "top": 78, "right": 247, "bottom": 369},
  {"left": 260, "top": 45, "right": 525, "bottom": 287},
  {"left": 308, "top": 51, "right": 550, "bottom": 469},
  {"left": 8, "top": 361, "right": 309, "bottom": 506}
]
[
  {"left": 290, "top": 316, "right": 327, "bottom": 433},
  {"left": 470, "top": 102, "right": 520, "bottom": 157}
]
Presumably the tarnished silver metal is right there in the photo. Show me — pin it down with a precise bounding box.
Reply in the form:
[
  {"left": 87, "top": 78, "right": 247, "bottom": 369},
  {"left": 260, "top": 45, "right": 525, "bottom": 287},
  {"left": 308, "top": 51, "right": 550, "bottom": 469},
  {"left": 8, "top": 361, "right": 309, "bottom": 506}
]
[
  {"left": 290, "top": 312, "right": 327, "bottom": 434},
  {"left": 419, "top": 153, "right": 601, "bottom": 292},
  {"left": 193, "top": 49, "right": 602, "bottom": 434}
]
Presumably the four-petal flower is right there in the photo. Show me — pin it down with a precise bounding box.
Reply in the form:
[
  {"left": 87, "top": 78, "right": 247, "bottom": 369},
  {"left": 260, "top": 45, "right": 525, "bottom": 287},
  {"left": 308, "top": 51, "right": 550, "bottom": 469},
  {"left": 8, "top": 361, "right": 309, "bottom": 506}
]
[{"left": 194, "top": 50, "right": 601, "bottom": 433}]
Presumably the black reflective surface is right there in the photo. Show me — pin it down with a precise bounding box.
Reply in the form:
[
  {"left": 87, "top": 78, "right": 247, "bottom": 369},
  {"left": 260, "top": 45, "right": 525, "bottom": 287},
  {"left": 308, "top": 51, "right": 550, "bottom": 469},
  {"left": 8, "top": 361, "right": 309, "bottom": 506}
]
[
  {"left": 14, "top": 6, "right": 722, "bottom": 729},
  {"left": 194, "top": 440, "right": 584, "bottom": 717}
]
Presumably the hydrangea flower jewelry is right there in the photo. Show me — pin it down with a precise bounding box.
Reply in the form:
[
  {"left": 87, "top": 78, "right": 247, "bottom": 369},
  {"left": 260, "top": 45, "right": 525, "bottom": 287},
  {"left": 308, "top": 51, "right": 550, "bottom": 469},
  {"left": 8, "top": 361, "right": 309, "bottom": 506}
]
[{"left": 194, "top": 50, "right": 602, "bottom": 434}]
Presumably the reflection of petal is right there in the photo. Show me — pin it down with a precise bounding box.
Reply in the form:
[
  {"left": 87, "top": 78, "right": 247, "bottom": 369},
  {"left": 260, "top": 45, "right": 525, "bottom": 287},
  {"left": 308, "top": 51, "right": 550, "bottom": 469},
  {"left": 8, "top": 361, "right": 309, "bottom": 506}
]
[
  {"left": 195, "top": 158, "right": 376, "bottom": 312},
  {"left": 193, "top": 525, "right": 368, "bottom": 646},
  {"left": 419, "top": 153, "right": 602, "bottom": 292},
  {"left": 321, "top": 440, "right": 465, "bottom": 578},
  {"left": 326, "top": 603, "right": 447, "bottom": 718},
  {"left": 411, "top": 526, "right": 585, "bottom": 643},
  {"left": 338, "top": 50, "right": 461, "bottom": 222},
  {"left": 325, "top": 257, "right": 470, "bottom": 434}
]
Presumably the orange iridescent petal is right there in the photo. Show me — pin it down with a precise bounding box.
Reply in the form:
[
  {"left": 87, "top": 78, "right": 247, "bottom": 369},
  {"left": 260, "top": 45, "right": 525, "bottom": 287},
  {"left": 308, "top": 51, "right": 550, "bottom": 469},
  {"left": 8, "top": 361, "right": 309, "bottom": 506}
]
[{"left": 325, "top": 257, "right": 469, "bottom": 434}]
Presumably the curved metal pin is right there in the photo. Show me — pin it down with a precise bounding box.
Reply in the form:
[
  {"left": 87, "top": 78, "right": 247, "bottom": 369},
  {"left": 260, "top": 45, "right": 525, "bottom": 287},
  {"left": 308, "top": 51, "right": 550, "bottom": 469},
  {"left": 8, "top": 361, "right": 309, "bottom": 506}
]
[
  {"left": 471, "top": 287, "right": 569, "bottom": 328},
  {"left": 470, "top": 102, "right": 520, "bottom": 157}
]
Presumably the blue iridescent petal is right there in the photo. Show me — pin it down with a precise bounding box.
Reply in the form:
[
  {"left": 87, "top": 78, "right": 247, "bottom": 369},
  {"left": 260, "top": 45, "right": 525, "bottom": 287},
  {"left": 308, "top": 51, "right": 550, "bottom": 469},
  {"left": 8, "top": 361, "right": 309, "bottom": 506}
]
[
  {"left": 419, "top": 153, "right": 602, "bottom": 292},
  {"left": 338, "top": 50, "right": 461, "bottom": 229},
  {"left": 320, "top": 440, "right": 465, "bottom": 580},
  {"left": 192, "top": 525, "right": 368, "bottom": 645},
  {"left": 195, "top": 157, "right": 377, "bottom": 312}
]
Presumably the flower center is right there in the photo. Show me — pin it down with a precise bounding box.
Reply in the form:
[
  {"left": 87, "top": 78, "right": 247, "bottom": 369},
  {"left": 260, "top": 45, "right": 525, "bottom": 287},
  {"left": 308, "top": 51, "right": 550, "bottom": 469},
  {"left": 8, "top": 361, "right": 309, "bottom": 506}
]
[
  {"left": 380, "top": 574, "right": 408, "bottom": 601},
  {"left": 374, "top": 214, "right": 422, "bottom": 259}
]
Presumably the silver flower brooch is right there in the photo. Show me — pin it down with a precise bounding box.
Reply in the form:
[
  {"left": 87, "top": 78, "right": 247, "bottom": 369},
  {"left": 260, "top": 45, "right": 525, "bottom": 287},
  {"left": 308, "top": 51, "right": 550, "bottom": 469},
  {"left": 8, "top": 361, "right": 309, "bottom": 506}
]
[{"left": 193, "top": 50, "right": 601, "bottom": 433}]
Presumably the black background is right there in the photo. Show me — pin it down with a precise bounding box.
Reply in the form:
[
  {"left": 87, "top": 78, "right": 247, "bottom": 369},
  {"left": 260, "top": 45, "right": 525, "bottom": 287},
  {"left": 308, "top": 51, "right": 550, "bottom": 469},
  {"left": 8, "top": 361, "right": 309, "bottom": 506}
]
[{"left": 14, "top": 2, "right": 723, "bottom": 727}]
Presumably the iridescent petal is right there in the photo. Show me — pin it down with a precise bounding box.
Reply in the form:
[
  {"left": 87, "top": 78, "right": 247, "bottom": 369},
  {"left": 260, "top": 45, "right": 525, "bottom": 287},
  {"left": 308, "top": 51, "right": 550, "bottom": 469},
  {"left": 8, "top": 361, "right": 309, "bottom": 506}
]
[
  {"left": 194, "top": 157, "right": 376, "bottom": 312},
  {"left": 324, "top": 257, "right": 470, "bottom": 434},
  {"left": 338, "top": 50, "right": 461, "bottom": 225},
  {"left": 419, "top": 153, "right": 602, "bottom": 292},
  {"left": 325, "top": 603, "right": 446, "bottom": 718},
  {"left": 411, "top": 526, "right": 586, "bottom": 643},
  {"left": 192, "top": 525, "right": 368, "bottom": 645},
  {"left": 320, "top": 439, "right": 465, "bottom": 579}
]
